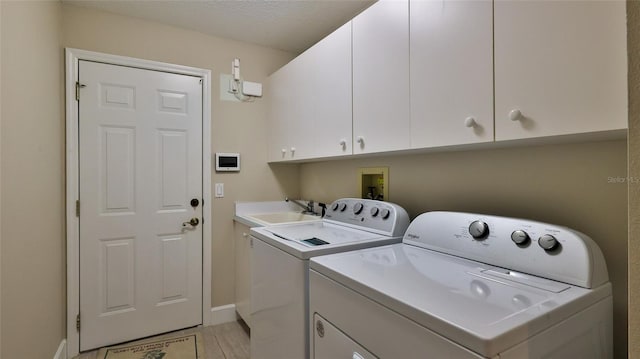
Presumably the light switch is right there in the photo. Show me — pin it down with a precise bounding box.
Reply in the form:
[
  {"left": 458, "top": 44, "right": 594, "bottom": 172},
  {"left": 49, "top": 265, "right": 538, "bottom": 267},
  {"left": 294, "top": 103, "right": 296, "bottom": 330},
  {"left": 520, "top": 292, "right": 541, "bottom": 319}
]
[{"left": 215, "top": 183, "right": 224, "bottom": 198}]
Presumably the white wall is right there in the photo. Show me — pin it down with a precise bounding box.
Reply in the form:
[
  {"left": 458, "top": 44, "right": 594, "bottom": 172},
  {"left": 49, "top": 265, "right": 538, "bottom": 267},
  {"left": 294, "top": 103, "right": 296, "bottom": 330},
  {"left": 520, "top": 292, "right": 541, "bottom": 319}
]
[{"left": 1, "top": 1, "right": 65, "bottom": 358}]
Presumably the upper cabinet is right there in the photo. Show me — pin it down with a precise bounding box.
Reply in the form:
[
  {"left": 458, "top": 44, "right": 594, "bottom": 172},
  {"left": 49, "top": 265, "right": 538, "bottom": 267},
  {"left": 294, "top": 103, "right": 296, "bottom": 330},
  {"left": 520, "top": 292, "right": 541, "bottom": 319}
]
[
  {"left": 267, "top": 0, "right": 628, "bottom": 163},
  {"left": 410, "top": 0, "right": 494, "bottom": 148},
  {"left": 267, "top": 55, "right": 312, "bottom": 161},
  {"left": 307, "top": 22, "right": 353, "bottom": 158},
  {"left": 267, "top": 22, "right": 352, "bottom": 162},
  {"left": 494, "top": 0, "right": 627, "bottom": 141},
  {"left": 352, "top": 0, "right": 410, "bottom": 154}
]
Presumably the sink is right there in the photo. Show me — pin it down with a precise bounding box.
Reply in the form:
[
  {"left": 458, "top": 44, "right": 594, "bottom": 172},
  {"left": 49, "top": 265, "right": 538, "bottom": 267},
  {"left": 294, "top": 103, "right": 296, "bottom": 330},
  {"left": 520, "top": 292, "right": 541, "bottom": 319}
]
[{"left": 245, "top": 212, "right": 320, "bottom": 225}]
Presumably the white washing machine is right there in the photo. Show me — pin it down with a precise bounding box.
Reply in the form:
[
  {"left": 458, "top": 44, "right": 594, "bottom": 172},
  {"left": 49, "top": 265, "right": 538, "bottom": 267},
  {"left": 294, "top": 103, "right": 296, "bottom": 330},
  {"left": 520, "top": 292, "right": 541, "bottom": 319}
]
[
  {"left": 309, "top": 211, "right": 612, "bottom": 359},
  {"left": 250, "top": 198, "right": 410, "bottom": 359}
]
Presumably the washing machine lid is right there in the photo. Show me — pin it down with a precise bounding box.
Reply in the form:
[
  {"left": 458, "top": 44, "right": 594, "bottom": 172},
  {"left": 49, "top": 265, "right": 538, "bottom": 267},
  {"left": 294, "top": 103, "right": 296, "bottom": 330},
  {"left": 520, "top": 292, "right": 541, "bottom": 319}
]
[
  {"left": 310, "top": 243, "right": 612, "bottom": 357},
  {"left": 251, "top": 222, "right": 402, "bottom": 259}
]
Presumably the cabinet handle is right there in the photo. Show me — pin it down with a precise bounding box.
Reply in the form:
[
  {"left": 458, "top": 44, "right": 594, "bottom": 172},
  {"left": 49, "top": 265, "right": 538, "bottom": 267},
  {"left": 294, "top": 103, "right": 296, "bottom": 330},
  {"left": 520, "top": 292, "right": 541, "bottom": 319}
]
[
  {"left": 509, "top": 109, "right": 522, "bottom": 121},
  {"left": 281, "top": 148, "right": 286, "bottom": 156},
  {"left": 356, "top": 136, "right": 365, "bottom": 147},
  {"left": 339, "top": 139, "right": 347, "bottom": 149},
  {"left": 464, "top": 117, "right": 477, "bottom": 128}
]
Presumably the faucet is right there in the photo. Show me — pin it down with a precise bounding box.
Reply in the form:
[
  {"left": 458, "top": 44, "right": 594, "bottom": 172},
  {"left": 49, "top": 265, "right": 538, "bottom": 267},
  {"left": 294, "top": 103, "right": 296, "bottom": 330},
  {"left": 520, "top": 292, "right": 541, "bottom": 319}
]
[{"left": 285, "top": 197, "right": 316, "bottom": 215}]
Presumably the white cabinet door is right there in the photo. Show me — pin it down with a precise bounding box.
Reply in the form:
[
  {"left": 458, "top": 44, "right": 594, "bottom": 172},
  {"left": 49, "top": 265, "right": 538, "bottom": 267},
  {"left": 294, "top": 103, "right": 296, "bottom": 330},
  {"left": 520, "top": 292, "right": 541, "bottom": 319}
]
[
  {"left": 234, "top": 222, "right": 252, "bottom": 327},
  {"left": 495, "top": 0, "right": 627, "bottom": 140},
  {"left": 267, "top": 67, "right": 293, "bottom": 162},
  {"left": 353, "top": 0, "right": 410, "bottom": 154},
  {"left": 287, "top": 53, "right": 315, "bottom": 161},
  {"left": 268, "top": 23, "right": 352, "bottom": 161},
  {"left": 410, "top": 0, "right": 493, "bottom": 148},
  {"left": 309, "top": 22, "right": 353, "bottom": 158}
]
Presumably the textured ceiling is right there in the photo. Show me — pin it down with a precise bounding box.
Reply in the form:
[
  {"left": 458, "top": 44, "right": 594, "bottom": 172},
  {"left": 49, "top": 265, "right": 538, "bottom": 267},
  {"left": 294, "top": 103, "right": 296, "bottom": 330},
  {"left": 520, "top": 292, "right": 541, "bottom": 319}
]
[{"left": 62, "top": 0, "right": 375, "bottom": 54}]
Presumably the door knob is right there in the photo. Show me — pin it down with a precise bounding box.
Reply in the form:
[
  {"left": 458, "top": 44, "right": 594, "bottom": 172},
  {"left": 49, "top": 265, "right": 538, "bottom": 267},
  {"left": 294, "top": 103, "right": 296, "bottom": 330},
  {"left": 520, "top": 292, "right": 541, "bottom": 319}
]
[
  {"left": 182, "top": 217, "right": 200, "bottom": 228},
  {"left": 190, "top": 198, "right": 200, "bottom": 207}
]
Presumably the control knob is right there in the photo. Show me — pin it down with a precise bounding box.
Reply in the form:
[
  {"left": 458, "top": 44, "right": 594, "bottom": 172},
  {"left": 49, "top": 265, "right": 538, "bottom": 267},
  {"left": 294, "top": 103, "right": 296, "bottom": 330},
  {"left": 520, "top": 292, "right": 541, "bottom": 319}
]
[
  {"left": 331, "top": 202, "right": 339, "bottom": 211},
  {"left": 353, "top": 203, "right": 364, "bottom": 215},
  {"left": 538, "top": 234, "right": 559, "bottom": 251},
  {"left": 370, "top": 207, "right": 379, "bottom": 217},
  {"left": 511, "top": 230, "right": 530, "bottom": 245},
  {"left": 380, "top": 208, "right": 390, "bottom": 219},
  {"left": 469, "top": 220, "right": 489, "bottom": 239},
  {"left": 339, "top": 203, "right": 347, "bottom": 212}
]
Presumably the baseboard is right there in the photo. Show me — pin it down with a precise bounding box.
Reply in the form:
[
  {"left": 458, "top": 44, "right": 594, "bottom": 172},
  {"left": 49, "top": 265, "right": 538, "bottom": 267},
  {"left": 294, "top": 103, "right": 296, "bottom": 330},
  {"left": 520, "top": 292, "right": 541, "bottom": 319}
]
[
  {"left": 53, "top": 339, "right": 67, "bottom": 359},
  {"left": 210, "top": 304, "right": 237, "bottom": 326}
]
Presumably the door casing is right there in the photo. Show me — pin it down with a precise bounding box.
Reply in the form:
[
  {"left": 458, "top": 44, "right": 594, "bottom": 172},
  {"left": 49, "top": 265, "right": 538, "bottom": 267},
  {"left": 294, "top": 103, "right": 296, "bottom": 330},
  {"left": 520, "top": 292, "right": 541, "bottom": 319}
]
[{"left": 65, "top": 48, "right": 212, "bottom": 358}]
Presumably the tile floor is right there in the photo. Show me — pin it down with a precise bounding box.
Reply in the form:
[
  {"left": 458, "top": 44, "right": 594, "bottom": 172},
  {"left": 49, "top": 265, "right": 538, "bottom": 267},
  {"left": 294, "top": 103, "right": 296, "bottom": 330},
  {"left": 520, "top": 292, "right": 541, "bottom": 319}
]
[{"left": 74, "top": 321, "right": 250, "bottom": 359}]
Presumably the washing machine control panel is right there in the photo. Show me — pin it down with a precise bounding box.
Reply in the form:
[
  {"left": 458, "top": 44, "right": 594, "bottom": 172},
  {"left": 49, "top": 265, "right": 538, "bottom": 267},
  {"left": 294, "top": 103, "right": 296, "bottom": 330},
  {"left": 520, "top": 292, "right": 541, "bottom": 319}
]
[
  {"left": 403, "top": 211, "right": 609, "bottom": 289},
  {"left": 323, "top": 198, "right": 410, "bottom": 237}
]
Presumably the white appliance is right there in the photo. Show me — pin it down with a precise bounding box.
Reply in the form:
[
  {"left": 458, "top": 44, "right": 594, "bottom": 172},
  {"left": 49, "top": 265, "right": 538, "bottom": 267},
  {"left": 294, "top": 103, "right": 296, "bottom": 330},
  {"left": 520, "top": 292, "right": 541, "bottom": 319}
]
[
  {"left": 310, "top": 211, "right": 612, "bottom": 359},
  {"left": 250, "top": 198, "right": 410, "bottom": 359}
]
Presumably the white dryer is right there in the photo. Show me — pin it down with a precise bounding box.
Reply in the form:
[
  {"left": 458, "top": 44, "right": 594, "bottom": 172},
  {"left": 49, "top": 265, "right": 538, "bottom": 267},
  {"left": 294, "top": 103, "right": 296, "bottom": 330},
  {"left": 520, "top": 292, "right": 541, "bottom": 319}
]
[
  {"left": 309, "top": 211, "right": 612, "bottom": 359},
  {"left": 250, "top": 198, "right": 410, "bottom": 359}
]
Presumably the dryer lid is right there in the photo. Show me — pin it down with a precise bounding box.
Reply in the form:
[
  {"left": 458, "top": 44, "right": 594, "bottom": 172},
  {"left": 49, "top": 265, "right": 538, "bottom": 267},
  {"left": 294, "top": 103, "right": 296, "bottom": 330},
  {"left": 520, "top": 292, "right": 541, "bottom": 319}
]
[{"left": 310, "top": 243, "right": 611, "bottom": 357}]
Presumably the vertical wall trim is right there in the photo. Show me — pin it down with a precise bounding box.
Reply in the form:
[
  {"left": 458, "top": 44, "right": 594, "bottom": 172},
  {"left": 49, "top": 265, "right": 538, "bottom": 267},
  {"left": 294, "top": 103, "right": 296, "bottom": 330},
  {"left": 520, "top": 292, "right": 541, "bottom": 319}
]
[
  {"left": 627, "top": 1, "right": 640, "bottom": 357},
  {"left": 0, "top": 1, "right": 4, "bottom": 355}
]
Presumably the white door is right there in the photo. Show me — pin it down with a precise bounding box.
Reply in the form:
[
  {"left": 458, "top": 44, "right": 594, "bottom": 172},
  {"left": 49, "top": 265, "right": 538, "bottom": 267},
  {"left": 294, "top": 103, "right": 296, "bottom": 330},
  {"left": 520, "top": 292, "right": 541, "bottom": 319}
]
[
  {"left": 78, "top": 60, "right": 203, "bottom": 351},
  {"left": 494, "top": 0, "right": 627, "bottom": 140},
  {"left": 309, "top": 21, "right": 352, "bottom": 158},
  {"left": 410, "top": 0, "right": 493, "bottom": 148},
  {"left": 352, "top": 0, "right": 410, "bottom": 154}
]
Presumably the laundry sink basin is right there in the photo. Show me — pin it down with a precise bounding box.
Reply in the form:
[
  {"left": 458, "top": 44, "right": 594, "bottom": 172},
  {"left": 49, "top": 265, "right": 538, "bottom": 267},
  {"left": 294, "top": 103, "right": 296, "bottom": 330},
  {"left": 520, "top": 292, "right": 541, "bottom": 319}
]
[{"left": 245, "top": 212, "right": 320, "bottom": 225}]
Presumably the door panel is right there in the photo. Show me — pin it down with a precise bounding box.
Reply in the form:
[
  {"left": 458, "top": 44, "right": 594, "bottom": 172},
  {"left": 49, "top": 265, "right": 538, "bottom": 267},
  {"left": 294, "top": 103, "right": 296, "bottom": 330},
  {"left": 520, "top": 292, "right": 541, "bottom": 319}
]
[
  {"left": 352, "top": 0, "right": 410, "bottom": 154},
  {"left": 313, "top": 314, "right": 377, "bottom": 359},
  {"left": 410, "top": 0, "right": 493, "bottom": 148},
  {"left": 494, "top": 0, "right": 627, "bottom": 140},
  {"left": 101, "top": 237, "right": 135, "bottom": 314},
  {"left": 79, "top": 60, "right": 203, "bottom": 351}
]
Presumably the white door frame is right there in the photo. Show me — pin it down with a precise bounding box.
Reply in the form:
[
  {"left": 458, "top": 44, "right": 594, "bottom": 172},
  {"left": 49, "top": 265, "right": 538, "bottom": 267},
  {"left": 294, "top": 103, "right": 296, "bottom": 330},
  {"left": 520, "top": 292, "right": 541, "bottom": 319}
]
[{"left": 65, "top": 48, "right": 212, "bottom": 358}]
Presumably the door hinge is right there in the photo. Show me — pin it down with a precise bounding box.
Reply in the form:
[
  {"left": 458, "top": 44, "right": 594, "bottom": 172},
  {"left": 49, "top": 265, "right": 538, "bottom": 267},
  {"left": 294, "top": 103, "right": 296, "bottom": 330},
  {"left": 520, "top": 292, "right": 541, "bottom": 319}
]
[
  {"left": 76, "top": 313, "right": 81, "bottom": 331},
  {"left": 76, "top": 200, "right": 80, "bottom": 217},
  {"left": 75, "top": 82, "right": 86, "bottom": 101}
]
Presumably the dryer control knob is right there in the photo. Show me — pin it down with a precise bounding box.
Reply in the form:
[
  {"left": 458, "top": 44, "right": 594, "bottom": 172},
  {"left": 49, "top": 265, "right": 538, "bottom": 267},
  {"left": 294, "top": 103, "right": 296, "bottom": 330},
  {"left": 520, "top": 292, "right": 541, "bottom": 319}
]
[
  {"left": 538, "top": 234, "right": 559, "bottom": 251},
  {"left": 353, "top": 203, "right": 364, "bottom": 215},
  {"left": 511, "top": 230, "right": 530, "bottom": 245},
  {"left": 370, "top": 207, "right": 380, "bottom": 217},
  {"left": 380, "top": 208, "right": 390, "bottom": 219},
  {"left": 331, "top": 202, "right": 339, "bottom": 211},
  {"left": 339, "top": 203, "right": 347, "bottom": 212},
  {"left": 469, "top": 220, "right": 489, "bottom": 239}
]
